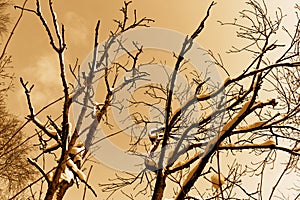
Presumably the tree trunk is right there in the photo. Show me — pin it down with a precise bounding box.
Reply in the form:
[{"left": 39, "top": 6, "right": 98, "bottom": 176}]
[
  {"left": 151, "top": 172, "right": 166, "bottom": 200},
  {"left": 56, "top": 180, "right": 73, "bottom": 200}
]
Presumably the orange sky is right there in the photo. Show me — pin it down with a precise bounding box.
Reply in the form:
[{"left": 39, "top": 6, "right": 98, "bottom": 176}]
[
  {"left": 6, "top": 0, "right": 246, "bottom": 117},
  {"left": 4, "top": 0, "right": 300, "bottom": 199}
]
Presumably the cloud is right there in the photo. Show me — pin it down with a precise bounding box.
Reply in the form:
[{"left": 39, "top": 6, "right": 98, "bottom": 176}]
[
  {"left": 22, "top": 55, "right": 62, "bottom": 107},
  {"left": 7, "top": 54, "right": 60, "bottom": 116},
  {"left": 35, "top": 55, "right": 61, "bottom": 85},
  {"left": 63, "top": 12, "right": 89, "bottom": 46}
]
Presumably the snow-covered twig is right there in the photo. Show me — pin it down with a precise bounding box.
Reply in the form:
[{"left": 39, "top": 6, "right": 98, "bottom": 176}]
[{"left": 66, "top": 159, "right": 97, "bottom": 197}]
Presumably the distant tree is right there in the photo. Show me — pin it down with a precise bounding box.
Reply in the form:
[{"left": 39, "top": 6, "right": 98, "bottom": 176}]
[
  {"left": 0, "top": 0, "right": 9, "bottom": 36},
  {"left": 0, "top": 0, "right": 37, "bottom": 199},
  {"left": 12, "top": 0, "right": 300, "bottom": 200},
  {"left": 0, "top": 97, "right": 36, "bottom": 200},
  {"left": 0, "top": 0, "right": 12, "bottom": 93}
]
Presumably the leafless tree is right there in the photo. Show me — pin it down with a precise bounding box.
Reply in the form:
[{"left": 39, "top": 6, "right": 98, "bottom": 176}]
[
  {"left": 11, "top": 0, "right": 153, "bottom": 200},
  {"left": 0, "top": 0, "right": 37, "bottom": 199},
  {"left": 11, "top": 0, "right": 300, "bottom": 200},
  {"left": 0, "top": 0, "right": 9, "bottom": 36},
  {"left": 0, "top": 0, "right": 12, "bottom": 93},
  {"left": 0, "top": 97, "right": 37, "bottom": 200},
  {"left": 97, "top": 1, "right": 300, "bottom": 200}
]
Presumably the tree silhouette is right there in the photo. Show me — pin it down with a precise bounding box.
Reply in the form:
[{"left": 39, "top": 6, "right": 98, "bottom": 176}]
[
  {"left": 12, "top": 0, "right": 153, "bottom": 199},
  {"left": 11, "top": 0, "right": 300, "bottom": 200},
  {"left": 0, "top": 0, "right": 12, "bottom": 93},
  {"left": 0, "top": 0, "right": 36, "bottom": 199},
  {"left": 99, "top": 1, "right": 300, "bottom": 200},
  {"left": 0, "top": 0, "right": 9, "bottom": 37},
  {"left": 0, "top": 97, "right": 36, "bottom": 200}
]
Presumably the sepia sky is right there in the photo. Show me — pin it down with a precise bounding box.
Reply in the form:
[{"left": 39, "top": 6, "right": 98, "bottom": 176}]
[
  {"left": 3, "top": 0, "right": 299, "bottom": 199},
  {"left": 6, "top": 0, "right": 249, "bottom": 116}
]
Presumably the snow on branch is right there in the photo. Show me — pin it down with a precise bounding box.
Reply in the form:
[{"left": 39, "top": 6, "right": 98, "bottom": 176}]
[
  {"left": 221, "top": 100, "right": 252, "bottom": 135},
  {"left": 167, "top": 152, "right": 202, "bottom": 174},
  {"left": 218, "top": 139, "right": 300, "bottom": 156},
  {"left": 237, "top": 121, "right": 266, "bottom": 131},
  {"left": 66, "top": 159, "right": 86, "bottom": 181},
  {"left": 44, "top": 143, "right": 60, "bottom": 153}
]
